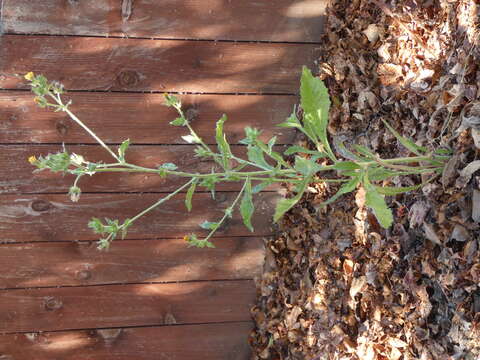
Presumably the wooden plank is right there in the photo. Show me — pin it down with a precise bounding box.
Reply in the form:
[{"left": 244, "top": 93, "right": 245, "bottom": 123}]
[
  {"left": 0, "top": 280, "right": 255, "bottom": 332},
  {"left": 0, "top": 322, "right": 252, "bottom": 360},
  {"left": 0, "top": 144, "right": 285, "bottom": 194},
  {"left": 0, "top": 192, "right": 278, "bottom": 243},
  {"left": 0, "top": 91, "right": 296, "bottom": 144},
  {"left": 0, "top": 35, "right": 317, "bottom": 93},
  {"left": 0, "top": 237, "right": 264, "bottom": 289},
  {"left": 2, "top": 0, "right": 327, "bottom": 42}
]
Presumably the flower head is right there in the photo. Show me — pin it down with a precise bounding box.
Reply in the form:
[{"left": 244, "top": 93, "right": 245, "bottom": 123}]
[
  {"left": 24, "top": 72, "right": 35, "bottom": 81},
  {"left": 28, "top": 155, "right": 37, "bottom": 165}
]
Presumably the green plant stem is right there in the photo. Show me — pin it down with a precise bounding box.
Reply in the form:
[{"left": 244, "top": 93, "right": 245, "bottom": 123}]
[
  {"left": 51, "top": 93, "right": 120, "bottom": 162},
  {"left": 127, "top": 179, "right": 195, "bottom": 226},
  {"left": 201, "top": 179, "right": 248, "bottom": 244}
]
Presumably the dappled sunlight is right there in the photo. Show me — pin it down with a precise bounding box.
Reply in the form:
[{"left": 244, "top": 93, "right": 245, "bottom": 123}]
[
  {"left": 38, "top": 333, "right": 92, "bottom": 352},
  {"left": 134, "top": 281, "right": 205, "bottom": 296},
  {"left": 285, "top": 0, "right": 328, "bottom": 18}
]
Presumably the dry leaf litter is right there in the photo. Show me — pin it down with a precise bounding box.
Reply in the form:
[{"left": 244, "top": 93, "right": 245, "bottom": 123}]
[{"left": 250, "top": 1, "right": 479, "bottom": 359}]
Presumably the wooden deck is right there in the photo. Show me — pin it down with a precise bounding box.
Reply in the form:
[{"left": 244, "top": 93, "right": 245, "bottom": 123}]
[{"left": 0, "top": 1, "right": 324, "bottom": 359}]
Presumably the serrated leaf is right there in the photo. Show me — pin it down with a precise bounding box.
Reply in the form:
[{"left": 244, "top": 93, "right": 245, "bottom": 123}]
[
  {"left": 170, "top": 117, "right": 186, "bottom": 126},
  {"left": 294, "top": 156, "right": 322, "bottom": 176},
  {"left": 185, "top": 181, "right": 197, "bottom": 211},
  {"left": 382, "top": 119, "right": 427, "bottom": 156},
  {"left": 117, "top": 139, "right": 130, "bottom": 162},
  {"left": 273, "top": 178, "right": 309, "bottom": 222},
  {"left": 300, "top": 66, "right": 336, "bottom": 161},
  {"left": 200, "top": 221, "right": 219, "bottom": 230},
  {"left": 240, "top": 179, "right": 254, "bottom": 232},
  {"left": 364, "top": 175, "right": 393, "bottom": 228},
  {"left": 215, "top": 114, "right": 232, "bottom": 170}
]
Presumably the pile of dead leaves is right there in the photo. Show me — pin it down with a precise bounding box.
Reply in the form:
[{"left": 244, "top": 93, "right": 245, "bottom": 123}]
[{"left": 250, "top": 0, "right": 479, "bottom": 359}]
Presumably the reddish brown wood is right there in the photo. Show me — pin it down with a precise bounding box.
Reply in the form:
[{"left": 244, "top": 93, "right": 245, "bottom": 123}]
[
  {"left": 2, "top": 0, "right": 326, "bottom": 42},
  {"left": 0, "top": 322, "right": 252, "bottom": 360},
  {"left": 0, "top": 280, "right": 255, "bottom": 332},
  {"left": 0, "top": 237, "right": 264, "bottom": 288},
  {"left": 0, "top": 91, "right": 296, "bottom": 144},
  {"left": 0, "top": 192, "right": 278, "bottom": 243},
  {"left": 0, "top": 144, "right": 284, "bottom": 193},
  {"left": 0, "top": 35, "right": 317, "bottom": 93}
]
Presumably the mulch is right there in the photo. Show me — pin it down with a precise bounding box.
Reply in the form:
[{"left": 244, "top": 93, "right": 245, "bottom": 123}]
[{"left": 250, "top": 0, "right": 480, "bottom": 359}]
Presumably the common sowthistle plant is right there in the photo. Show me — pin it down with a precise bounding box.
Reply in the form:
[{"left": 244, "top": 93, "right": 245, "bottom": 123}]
[{"left": 25, "top": 68, "right": 450, "bottom": 250}]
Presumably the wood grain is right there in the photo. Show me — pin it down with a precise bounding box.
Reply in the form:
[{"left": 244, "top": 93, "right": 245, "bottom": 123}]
[
  {"left": 0, "top": 192, "right": 278, "bottom": 243},
  {"left": 0, "top": 322, "right": 252, "bottom": 360},
  {"left": 2, "top": 0, "right": 326, "bottom": 42},
  {"left": 0, "top": 91, "right": 296, "bottom": 144},
  {"left": 0, "top": 144, "right": 285, "bottom": 193},
  {"left": 0, "top": 280, "right": 255, "bottom": 333},
  {"left": 0, "top": 237, "right": 263, "bottom": 289},
  {"left": 0, "top": 35, "right": 317, "bottom": 93}
]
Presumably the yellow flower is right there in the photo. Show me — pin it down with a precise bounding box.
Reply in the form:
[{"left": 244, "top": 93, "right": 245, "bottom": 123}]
[
  {"left": 24, "top": 72, "right": 35, "bottom": 81},
  {"left": 28, "top": 155, "right": 37, "bottom": 164}
]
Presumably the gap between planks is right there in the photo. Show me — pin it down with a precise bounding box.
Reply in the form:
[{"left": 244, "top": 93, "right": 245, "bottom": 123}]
[
  {"left": 0, "top": 278, "right": 253, "bottom": 292},
  {"left": 2, "top": 31, "right": 323, "bottom": 45},
  {"left": 0, "top": 320, "right": 252, "bottom": 336}
]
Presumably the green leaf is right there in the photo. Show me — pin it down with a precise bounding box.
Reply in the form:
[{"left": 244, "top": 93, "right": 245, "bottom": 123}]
[
  {"left": 278, "top": 108, "right": 302, "bottom": 129},
  {"left": 267, "top": 137, "right": 277, "bottom": 154},
  {"left": 240, "top": 179, "right": 254, "bottom": 232},
  {"left": 363, "top": 175, "right": 393, "bottom": 228},
  {"left": 118, "top": 139, "right": 130, "bottom": 162},
  {"left": 215, "top": 114, "right": 232, "bottom": 170},
  {"left": 273, "top": 178, "right": 309, "bottom": 222},
  {"left": 284, "top": 145, "right": 322, "bottom": 156},
  {"left": 320, "top": 175, "right": 361, "bottom": 207},
  {"left": 254, "top": 138, "right": 290, "bottom": 168},
  {"left": 240, "top": 127, "right": 262, "bottom": 145},
  {"left": 352, "top": 144, "right": 376, "bottom": 159},
  {"left": 294, "top": 156, "right": 322, "bottom": 176},
  {"left": 185, "top": 180, "right": 197, "bottom": 211},
  {"left": 88, "top": 217, "right": 105, "bottom": 234},
  {"left": 185, "top": 233, "right": 215, "bottom": 248},
  {"left": 200, "top": 221, "right": 219, "bottom": 230},
  {"left": 164, "top": 94, "right": 181, "bottom": 108},
  {"left": 375, "top": 183, "right": 422, "bottom": 195},
  {"left": 382, "top": 119, "right": 427, "bottom": 156},
  {"left": 330, "top": 161, "right": 362, "bottom": 171},
  {"left": 333, "top": 138, "right": 365, "bottom": 161},
  {"left": 170, "top": 117, "right": 186, "bottom": 126},
  {"left": 252, "top": 180, "right": 274, "bottom": 193},
  {"left": 247, "top": 145, "right": 273, "bottom": 170},
  {"left": 300, "top": 66, "right": 336, "bottom": 161}
]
